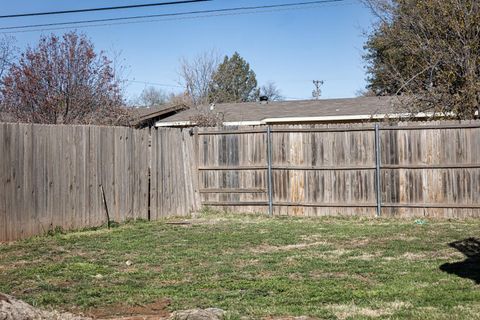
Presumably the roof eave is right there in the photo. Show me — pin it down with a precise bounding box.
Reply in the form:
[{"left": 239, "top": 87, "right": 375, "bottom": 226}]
[{"left": 155, "top": 111, "right": 469, "bottom": 127}]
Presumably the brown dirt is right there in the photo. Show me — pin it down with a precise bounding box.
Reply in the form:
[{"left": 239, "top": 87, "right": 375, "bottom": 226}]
[{"left": 87, "top": 299, "right": 171, "bottom": 320}]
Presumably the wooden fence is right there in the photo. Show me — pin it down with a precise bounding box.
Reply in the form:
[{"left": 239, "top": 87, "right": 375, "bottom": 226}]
[
  {"left": 0, "top": 123, "right": 199, "bottom": 241},
  {"left": 1, "top": 120, "right": 479, "bottom": 241},
  {"left": 150, "top": 128, "right": 199, "bottom": 219},
  {"left": 196, "top": 121, "right": 480, "bottom": 218}
]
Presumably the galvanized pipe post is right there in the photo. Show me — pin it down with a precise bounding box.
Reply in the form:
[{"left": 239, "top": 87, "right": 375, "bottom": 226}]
[
  {"left": 374, "top": 124, "right": 382, "bottom": 217},
  {"left": 267, "top": 125, "right": 274, "bottom": 216}
]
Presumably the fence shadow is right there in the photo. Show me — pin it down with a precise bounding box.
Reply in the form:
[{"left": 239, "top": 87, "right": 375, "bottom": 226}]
[{"left": 440, "top": 238, "right": 480, "bottom": 284}]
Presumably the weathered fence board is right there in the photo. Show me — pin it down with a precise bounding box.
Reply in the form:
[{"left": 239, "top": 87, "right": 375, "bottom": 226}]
[
  {"left": 149, "top": 128, "right": 199, "bottom": 220},
  {"left": 198, "top": 129, "right": 268, "bottom": 211},
  {"left": 0, "top": 123, "right": 154, "bottom": 241},
  {"left": 197, "top": 121, "right": 480, "bottom": 218}
]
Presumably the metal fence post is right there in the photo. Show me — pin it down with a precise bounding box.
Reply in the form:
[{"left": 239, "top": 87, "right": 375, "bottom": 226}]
[
  {"left": 267, "top": 125, "right": 274, "bottom": 216},
  {"left": 374, "top": 124, "right": 382, "bottom": 217}
]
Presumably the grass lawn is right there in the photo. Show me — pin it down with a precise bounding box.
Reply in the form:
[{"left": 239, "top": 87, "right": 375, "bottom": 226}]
[{"left": 1, "top": 210, "right": 480, "bottom": 319}]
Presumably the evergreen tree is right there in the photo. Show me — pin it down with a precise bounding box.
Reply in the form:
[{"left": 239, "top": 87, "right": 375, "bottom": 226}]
[{"left": 208, "top": 52, "right": 259, "bottom": 103}]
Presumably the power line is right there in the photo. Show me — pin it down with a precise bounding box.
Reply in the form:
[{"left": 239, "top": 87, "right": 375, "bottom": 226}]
[
  {"left": 0, "top": 0, "right": 347, "bottom": 32},
  {"left": 0, "top": 0, "right": 211, "bottom": 19},
  {"left": 128, "top": 80, "right": 183, "bottom": 88},
  {"left": 1, "top": 2, "right": 353, "bottom": 34}
]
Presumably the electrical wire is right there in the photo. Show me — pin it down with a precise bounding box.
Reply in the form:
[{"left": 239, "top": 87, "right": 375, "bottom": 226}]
[
  {"left": 0, "top": 0, "right": 347, "bottom": 33},
  {"left": 128, "top": 80, "right": 183, "bottom": 88},
  {"left": 0, "top": 0, "right": 211, "bottom": 19}
]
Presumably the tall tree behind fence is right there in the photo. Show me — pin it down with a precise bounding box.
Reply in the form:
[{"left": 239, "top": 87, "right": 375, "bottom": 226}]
[{"left": 197, "top": 121, "right": 480, "bottom": 218}]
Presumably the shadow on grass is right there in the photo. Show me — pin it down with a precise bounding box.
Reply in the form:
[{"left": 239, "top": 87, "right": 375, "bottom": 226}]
[{"left": 440, "top": 238, "right": 480, "bottom": 284}]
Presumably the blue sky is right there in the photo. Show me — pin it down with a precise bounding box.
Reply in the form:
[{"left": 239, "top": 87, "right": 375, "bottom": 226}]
[{"left": 0, "top": 0, "right": 376, "bottom": 101}]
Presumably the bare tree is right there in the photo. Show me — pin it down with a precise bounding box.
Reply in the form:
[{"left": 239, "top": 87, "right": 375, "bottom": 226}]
[
  {"left": 131, "top": 86, "right": 168, "bottom": 107},
  {"left": 260, "top": 82, "right": 283, "bottom": 101},
  {"left": 312, "top": 80, "right": 324, "bottom": 100},
  {"left": 0, "top": 35, "right": 16, "bottom": 86},
  {"left": 363, "top": 0, "right": 480, "bottom": 119},
  {"left": 362, "top": 0, "right": 396, "bottom": 23},
  {"left": 178, "top": 50, "right": 220, "bottom": 106},
  {"left": 168, "top": 91, "right": 193, "bottom": 106},
  {"left": 1, "top": 32, "right": 129, "bottom": 125}
]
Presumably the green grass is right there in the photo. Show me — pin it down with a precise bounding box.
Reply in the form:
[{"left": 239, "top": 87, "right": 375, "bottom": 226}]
[{"left": 1, "top": 210, "right": 479, "bottom": 319}]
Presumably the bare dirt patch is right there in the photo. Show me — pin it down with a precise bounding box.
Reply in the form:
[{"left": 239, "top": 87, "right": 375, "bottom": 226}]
[{"left": 87, "top": 299, "right": 171, "bottom": 319}]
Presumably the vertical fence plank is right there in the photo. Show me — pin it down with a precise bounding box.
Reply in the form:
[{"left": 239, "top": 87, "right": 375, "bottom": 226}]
[
  {"left": 266, "top": 125, "right": 273, "bottom": 216},
  {"left": 0, "top": 124, "right": 6, "bottom": 241},
  {"left": 375, "top": 124, "right": 382, "bottom": 217},
  {"left": 150, "top": 128, "right": 158, "bottom": 220}
]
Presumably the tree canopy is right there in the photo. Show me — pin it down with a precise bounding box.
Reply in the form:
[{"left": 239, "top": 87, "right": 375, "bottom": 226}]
[
  {"left": 1, "top": 32, "right": 128, "bottom": 125},
  {"left": 363, "top": 0, "right": 480, "bottom": 118},
  {"left": 131, "top": 86, "right": 168, "bottom": 108},
  {"left": 208, "top": 52, "right": 259, "bottom": 104}
]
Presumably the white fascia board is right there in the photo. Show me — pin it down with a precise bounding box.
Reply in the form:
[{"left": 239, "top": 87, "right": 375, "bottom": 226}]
[
  {"left": 155, "top": 121, "right": 193, "bottom": 127},
  {"left": 155, "top": 110, "right": 476, "bottom": 127},
  {"left": 223, "top": 121, "right": 265, "bottom": 126},
  {"left": 261, "top": 112, "right": 456, "bottom": 123},
  {"left": 155, "top": 120, "right": 264, "bottom": 127},
  {"left": 262, "top": 114, "right": 375, "bottom": 123}
]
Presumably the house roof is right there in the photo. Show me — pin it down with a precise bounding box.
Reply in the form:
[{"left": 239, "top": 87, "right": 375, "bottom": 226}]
[
  {"left": 130, "top": 103, "right": 188, "bottom": 127},
  {"left": 155, "top": 96, "right": 400, "bottom": 127}
]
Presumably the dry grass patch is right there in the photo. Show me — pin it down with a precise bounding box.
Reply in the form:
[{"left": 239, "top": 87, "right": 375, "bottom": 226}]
[
  {"left": 327, "top": 301, "right": 412, "bottom": 319},
  {"left": 250, "top": 241, "right": 330, "bottom": 254}
]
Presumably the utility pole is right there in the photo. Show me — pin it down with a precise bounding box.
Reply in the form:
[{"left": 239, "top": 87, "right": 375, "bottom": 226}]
[{"left": 312, "top": 80, "right": 324, "bottom": 100}]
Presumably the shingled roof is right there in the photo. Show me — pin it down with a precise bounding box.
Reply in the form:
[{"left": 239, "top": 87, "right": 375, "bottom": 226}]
[
  {"left": 155, "top": 96, "right": 399, "bottom": 127},
  {"left": 130, "top": 103, "right": 188, "bottom": 127}
]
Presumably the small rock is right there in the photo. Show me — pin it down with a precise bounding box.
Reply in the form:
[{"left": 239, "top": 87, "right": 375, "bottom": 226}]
[
  {"left": 170, "top": 308, "right": 225, "bottom": 320},
  {"left": 0, "top": 293, "right": 91, "bottom": 320},
  {"left": 94, "top": 274, "right": 103, "bottom": 279},
  {"left": 126, "top": 260, "right": 133, "bottom": 266}
]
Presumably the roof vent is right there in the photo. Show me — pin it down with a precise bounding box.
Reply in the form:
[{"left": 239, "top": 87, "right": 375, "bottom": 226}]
[{"left": 259, "top": 96, "right": 269, "bottom": 104}]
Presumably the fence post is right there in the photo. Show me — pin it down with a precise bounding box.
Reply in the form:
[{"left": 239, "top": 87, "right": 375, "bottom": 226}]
[
  {"left": 374, "top": 124, "right": 382, "bottom": 217},
  {"left": 267, "top": 125, "right": 274, "bottom": 216}
]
